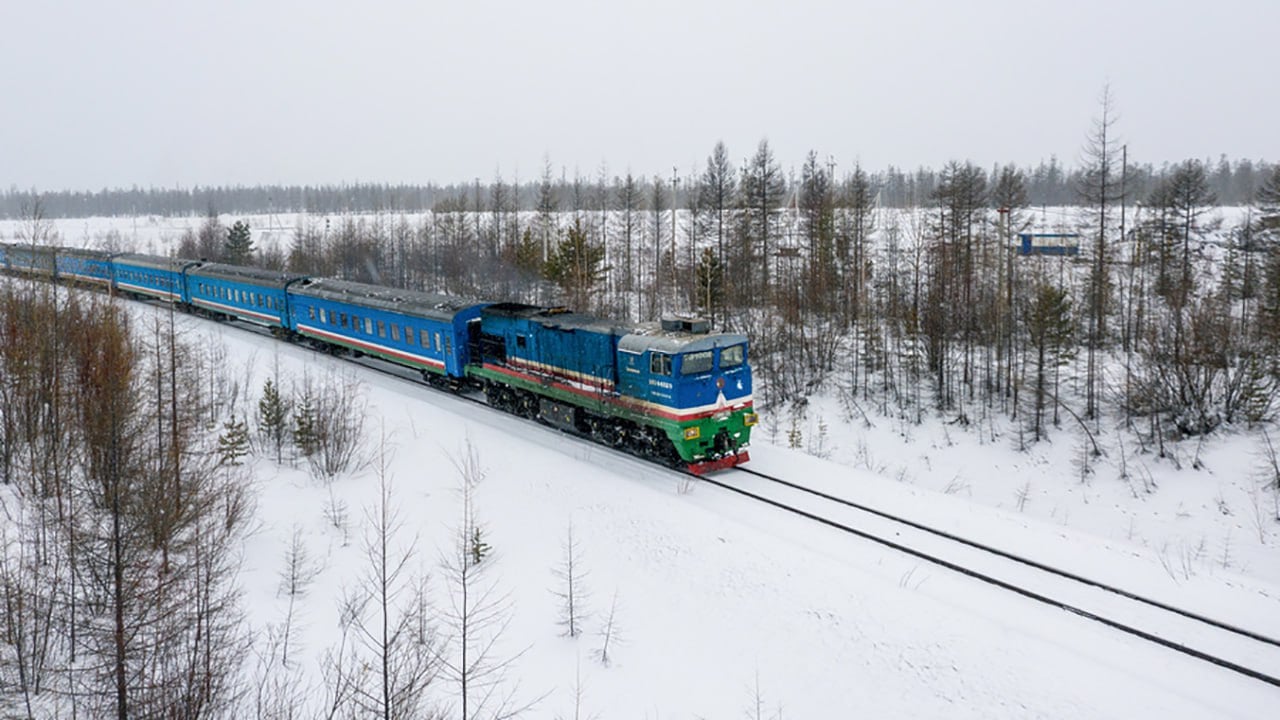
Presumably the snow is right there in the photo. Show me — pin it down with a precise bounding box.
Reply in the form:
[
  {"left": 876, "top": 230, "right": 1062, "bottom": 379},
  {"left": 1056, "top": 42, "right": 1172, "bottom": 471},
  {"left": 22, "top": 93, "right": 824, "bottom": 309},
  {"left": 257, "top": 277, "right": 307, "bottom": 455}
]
[
  {"left": 128, "top": 303, "right": 1280, "bottom": 717},
  {"left": 3, "top": 212, "right": 1280, "bottom": 716}
]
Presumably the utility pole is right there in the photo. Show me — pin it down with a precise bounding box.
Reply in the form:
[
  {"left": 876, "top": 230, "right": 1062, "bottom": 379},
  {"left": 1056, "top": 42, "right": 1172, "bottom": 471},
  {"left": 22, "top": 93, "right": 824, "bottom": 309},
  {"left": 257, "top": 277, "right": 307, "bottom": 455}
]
[
  {"left": 999, "top": 205, "right": 1014, "bottom": 401},
  {"left": 671, "top": 166, "right": 679, "bottom": 312}
]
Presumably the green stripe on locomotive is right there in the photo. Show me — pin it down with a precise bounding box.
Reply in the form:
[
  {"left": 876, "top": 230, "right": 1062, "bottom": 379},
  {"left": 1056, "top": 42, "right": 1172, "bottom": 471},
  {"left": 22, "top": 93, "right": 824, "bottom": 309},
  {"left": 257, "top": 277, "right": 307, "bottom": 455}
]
[
  {"left": 668, "top": 406, "right": 757, "bottom": 462},
  {"left": 467, "top": 363, "right": 754, "bottom": 462}
]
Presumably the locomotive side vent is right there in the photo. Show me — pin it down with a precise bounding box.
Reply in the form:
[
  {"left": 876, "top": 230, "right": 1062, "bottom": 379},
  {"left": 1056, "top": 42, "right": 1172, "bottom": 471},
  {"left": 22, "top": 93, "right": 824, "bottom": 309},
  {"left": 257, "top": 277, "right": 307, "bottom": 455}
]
[{"left": 661, "top": 316, "right": 710, "bottom": 334}]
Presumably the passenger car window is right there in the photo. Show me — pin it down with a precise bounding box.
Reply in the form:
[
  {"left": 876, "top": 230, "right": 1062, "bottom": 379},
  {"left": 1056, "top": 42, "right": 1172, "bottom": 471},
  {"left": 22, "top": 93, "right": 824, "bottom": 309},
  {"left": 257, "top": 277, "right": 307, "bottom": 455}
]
[
  {"left": 682, "top": 350, "right": 713, "bottom": 375},
  {"left": 721, "top": 344, "right": 745, "bottom": 369},
  {"left": 650, "top": 352, "right": 671, "bottom": 376}
]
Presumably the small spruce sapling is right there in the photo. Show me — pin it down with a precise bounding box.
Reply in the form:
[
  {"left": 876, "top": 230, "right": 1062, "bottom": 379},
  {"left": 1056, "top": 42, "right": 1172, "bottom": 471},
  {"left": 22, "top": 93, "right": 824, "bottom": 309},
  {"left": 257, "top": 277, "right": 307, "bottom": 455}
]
[{"left": 218, "top": 413, "right": 251, "bottom": 466}]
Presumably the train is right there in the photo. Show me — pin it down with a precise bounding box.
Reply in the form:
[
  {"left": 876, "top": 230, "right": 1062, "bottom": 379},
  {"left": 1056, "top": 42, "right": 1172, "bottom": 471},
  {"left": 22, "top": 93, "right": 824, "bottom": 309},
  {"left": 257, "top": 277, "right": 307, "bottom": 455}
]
[{"left": 0, "top": 242, "right": 757, "bottom": 473}]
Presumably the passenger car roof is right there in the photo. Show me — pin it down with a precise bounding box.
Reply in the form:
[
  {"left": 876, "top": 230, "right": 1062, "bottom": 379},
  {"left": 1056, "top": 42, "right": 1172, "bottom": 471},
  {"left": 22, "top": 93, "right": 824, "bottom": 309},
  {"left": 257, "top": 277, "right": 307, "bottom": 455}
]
[
  {"left": 188, "top": 263, "right": 306, "bottom": 288},
  {"left": 291, "top": 277, "right": 487, "bottom": 321},
  {"left": 112, "top": 253, "right": 201, "bottom": 272}
]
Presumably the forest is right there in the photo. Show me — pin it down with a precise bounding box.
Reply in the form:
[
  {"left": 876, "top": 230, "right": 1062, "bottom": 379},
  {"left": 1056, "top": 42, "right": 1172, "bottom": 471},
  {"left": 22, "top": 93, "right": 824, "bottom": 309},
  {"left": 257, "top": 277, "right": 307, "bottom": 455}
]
[
  {"left": 34, "top": 128, "right": 1268, "bottom": 451},
  {"left": 4, "top": 110, "right": 1280, "bottom": 716}
]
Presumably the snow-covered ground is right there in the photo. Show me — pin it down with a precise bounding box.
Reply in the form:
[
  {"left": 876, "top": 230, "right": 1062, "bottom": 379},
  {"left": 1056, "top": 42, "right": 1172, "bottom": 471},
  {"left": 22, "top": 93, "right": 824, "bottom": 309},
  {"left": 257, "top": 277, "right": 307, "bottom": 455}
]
[
  {"left": 93, "top": 302, "right": 1268, "bottom": 718},
  {"left": 4, "top": 213, "right": 1280, "bottom": 716}
]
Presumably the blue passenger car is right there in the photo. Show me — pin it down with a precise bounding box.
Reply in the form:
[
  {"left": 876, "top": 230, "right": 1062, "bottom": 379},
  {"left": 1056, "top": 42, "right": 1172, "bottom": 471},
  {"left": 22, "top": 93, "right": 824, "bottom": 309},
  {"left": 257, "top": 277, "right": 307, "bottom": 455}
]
[
  {"left": 55, "top": 248, "right": 116, "bottom": 288},
  {"left": 287, "top": 278, "right": 487, "bottom": 378},
  {"left": 4, "top": 244, "right": 58, "bottom": 278},
  {"left": 186, "top": 263, "right": 305, "bottom": 329},
  {"left": 113, "top": 254, "right": 200, "bottom": 303}
]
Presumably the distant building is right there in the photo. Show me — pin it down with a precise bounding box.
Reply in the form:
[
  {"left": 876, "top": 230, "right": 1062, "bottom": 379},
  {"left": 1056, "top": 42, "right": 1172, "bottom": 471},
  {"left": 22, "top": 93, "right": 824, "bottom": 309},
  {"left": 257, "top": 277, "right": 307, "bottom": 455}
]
[{"left": 1018, "top": 233, "right": 1080, "bottom": 257}]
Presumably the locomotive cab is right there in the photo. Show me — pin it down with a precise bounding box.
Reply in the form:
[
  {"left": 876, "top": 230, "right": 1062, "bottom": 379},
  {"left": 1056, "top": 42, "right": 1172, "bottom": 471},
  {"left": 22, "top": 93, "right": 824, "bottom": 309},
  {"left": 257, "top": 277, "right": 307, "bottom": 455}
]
[{"left": 617, "top": 320, "right": 756, "bottom": 471}]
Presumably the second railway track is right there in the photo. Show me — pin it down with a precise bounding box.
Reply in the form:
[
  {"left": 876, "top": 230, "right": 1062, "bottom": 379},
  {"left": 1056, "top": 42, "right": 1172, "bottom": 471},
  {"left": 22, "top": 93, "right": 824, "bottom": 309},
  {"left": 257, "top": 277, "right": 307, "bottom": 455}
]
[{"left": 698, "top": 465, "right": 1280, "bottom": 689}]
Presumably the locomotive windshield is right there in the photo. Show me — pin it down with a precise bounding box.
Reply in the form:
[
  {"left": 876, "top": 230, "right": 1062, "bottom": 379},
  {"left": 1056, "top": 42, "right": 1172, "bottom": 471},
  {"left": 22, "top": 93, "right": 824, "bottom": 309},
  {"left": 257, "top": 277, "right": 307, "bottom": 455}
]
[
  {"left": 681, "top": 350, "right": 714, "bottom": 375},
  {"left": 721, "top": 344, "right": 745, "bottom": 369}
]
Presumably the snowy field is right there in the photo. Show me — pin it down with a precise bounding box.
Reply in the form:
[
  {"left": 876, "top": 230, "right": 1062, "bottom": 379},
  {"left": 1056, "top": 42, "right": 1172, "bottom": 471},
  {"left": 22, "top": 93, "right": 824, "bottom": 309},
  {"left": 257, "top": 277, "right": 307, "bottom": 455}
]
[
  {"left": 104, "top": 301, "right": 1280, "bottom": 717},
  {"left": 3, "top": 213, "right": 1280, "bottom": 716}
]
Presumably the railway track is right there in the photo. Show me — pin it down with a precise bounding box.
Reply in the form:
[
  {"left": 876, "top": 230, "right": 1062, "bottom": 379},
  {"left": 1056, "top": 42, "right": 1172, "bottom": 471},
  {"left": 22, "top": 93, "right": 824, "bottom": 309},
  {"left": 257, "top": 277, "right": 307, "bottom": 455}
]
[
  {"left": 70, "top": 290, "right": 1280, "bottom": 689},
  {"left": 694, "top": 465, "right": 1280, "bottom": 689}
]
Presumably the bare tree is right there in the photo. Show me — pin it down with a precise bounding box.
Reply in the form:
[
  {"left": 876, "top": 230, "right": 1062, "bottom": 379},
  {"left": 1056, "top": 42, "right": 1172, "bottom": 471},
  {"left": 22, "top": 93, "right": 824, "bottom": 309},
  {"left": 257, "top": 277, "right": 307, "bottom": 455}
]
[
  {"left": 296, "top": 369, "right": 368, "bottom": 480},
  {"left": 439, "top": 441, "right": 536, "bottom": 720},
  {"left": 613, "top": 173, "right": 644, "bottom": 320},
  {"left": 593, "top": 590, "right": 623, "bottom": 667},
  {"left": 554, "top": 658, "right": 599, "bottom": 720},
  {"left": 276, "top": 525, "right": 320, "bottom": 669},
  {"left": 1077, "top": 84, "right": 1124, "bottom": 420},
  {"left": 550, "top": 521, "right": 590, "bottom": 638},
  {"left": 344, "top": 436, "right": 444, "bottom": 720}
]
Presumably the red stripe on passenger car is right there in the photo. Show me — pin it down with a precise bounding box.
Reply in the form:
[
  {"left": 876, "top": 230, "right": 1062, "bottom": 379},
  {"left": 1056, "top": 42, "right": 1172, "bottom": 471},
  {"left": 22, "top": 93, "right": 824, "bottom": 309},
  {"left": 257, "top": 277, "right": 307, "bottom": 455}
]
[
  {"left": 194, "top": 298, "right": 279, "bottom": 324},
  {"left": 299, "top": 324, "right": 446, "bottom": 369}
]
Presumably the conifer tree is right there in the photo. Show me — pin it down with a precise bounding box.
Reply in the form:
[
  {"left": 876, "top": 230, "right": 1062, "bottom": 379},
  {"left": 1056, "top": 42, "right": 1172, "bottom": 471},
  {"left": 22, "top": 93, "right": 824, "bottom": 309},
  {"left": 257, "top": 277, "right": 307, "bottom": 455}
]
[
  {"left": 257, "top": 378, "right": 289, "bottom": 463},
  {"left": 739, "top": 139, "right": 786, "bottom": 300},
  {"left": 510, "top": 227, "right": 543, "bottom": 282},
  {"left": 470, "top": 525, "right": 490, "bottom": 566},
  {"left": 544, "top": 217, "right": 605, "bottom": 311},
  {"left": 218, "top": 414, "right": 251, "bottom": 466},
  {"left": 292, "top": 390, "right": 319, "bottom": 459},
  {"left": 1025, "top": 283, "right": 1074, "bottom": 442},
  {"left": 1255, "top": 165, "right": 1280, "bottom": 236},
  {"left": 224, "top": 220, "right": 254, "bottom": 265},
  {"left": 695, "top": 246, "right": 724, "bottom": 321}
]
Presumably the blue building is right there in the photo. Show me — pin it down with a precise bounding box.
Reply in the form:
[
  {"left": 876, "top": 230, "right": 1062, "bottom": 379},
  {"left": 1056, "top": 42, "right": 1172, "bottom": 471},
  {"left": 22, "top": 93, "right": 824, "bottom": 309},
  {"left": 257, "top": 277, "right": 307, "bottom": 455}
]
[{"left": 1018, "top": 233, "right": 1081, "bottom": 257}]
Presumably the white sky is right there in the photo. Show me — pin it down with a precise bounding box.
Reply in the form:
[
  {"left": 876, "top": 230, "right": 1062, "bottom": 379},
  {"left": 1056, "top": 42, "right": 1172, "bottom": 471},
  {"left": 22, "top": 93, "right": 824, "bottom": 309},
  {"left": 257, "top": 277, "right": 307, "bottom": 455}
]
[{"left": 2, "top": 0, "right": 1275, "bottom": 190}]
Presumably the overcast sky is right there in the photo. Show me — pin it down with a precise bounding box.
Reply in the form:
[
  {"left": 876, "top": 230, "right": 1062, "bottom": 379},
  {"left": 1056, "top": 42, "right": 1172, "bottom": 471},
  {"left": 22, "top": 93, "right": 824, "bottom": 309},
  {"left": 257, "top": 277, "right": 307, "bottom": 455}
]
[{"left": 2, "top": 0, "right": 1275, "bottom": 191}]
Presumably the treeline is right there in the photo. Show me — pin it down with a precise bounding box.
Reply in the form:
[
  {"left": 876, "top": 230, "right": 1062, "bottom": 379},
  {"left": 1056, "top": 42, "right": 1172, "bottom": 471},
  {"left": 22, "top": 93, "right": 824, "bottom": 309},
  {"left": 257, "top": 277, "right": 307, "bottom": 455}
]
[
  {"left": 155, "top": 133, "right": 1280, "bottom": 449},
  {"left": 12, "top": 131, "right": 1280, "bottom": 446},
  {"left": 2, "top": 152, "right": 1274, "bottom": 219}
]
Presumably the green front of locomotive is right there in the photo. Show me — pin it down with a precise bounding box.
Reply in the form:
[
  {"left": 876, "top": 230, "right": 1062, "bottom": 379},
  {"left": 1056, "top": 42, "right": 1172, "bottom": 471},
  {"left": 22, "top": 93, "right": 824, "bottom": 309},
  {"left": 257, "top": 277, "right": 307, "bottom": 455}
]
[{"left": 616, "top": 326, "right": 756, "bottom": 472}]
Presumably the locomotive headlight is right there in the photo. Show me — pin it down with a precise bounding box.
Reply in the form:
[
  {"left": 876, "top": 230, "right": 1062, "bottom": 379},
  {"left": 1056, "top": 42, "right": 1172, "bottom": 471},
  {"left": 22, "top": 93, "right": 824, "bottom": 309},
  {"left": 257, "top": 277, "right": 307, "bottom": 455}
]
[
  {"left": 683, "top": 426, "right": 701, "bottom": 440},
  {"left": 744, "top": 413, "right": 759, "bottom": 427}
]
